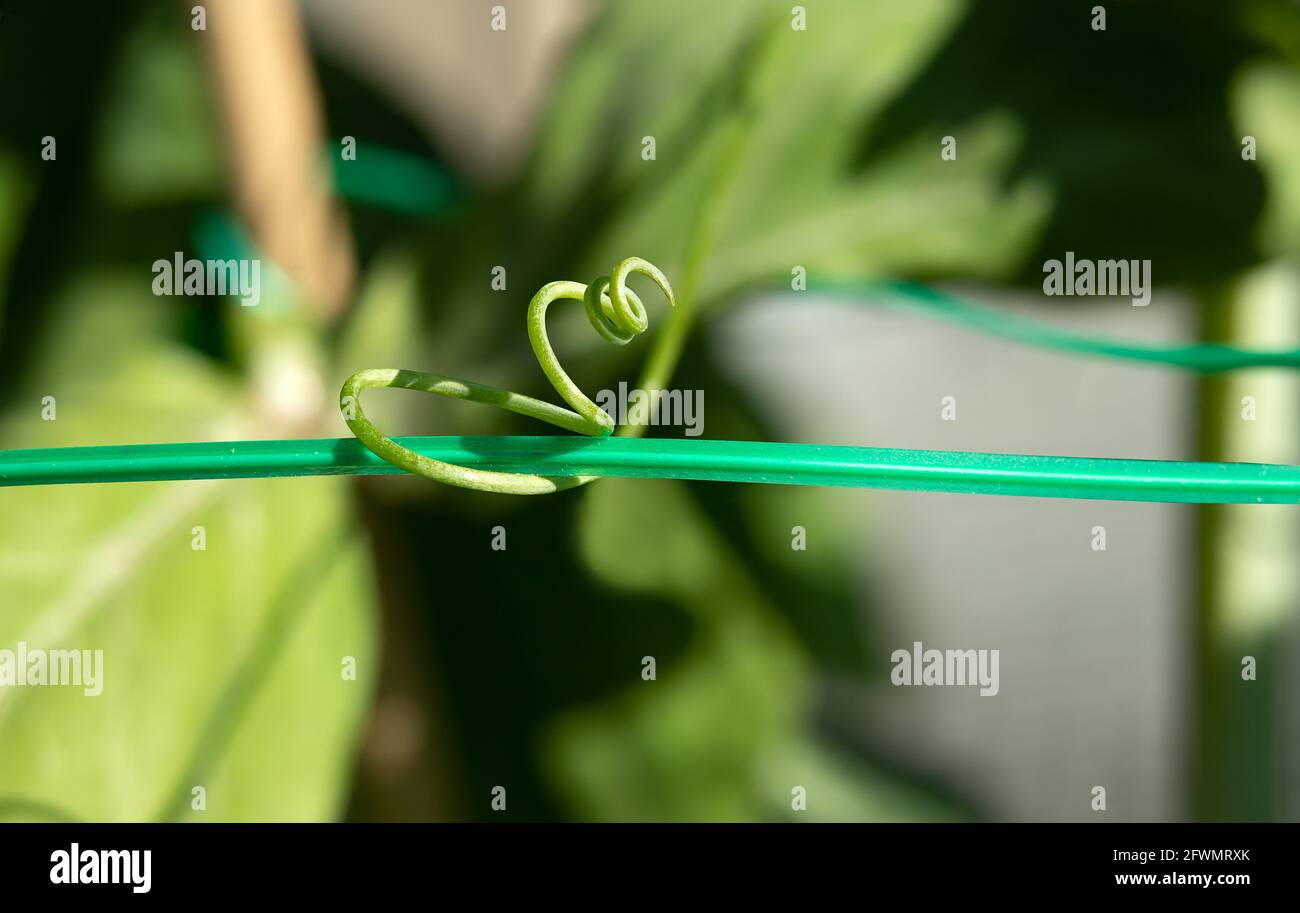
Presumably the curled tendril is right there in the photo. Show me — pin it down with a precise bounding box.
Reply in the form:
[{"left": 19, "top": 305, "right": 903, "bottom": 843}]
[{"left": 340, "top": 257, "right": 676, "bottom": 495}]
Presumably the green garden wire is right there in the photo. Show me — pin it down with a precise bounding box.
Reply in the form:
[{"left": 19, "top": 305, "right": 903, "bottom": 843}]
[
  {"left": 816, "top": 276, "right": 1300, "bottom": 372},
  {"left": 2, "top": 436, "right": 1299, "bottom": 504}
]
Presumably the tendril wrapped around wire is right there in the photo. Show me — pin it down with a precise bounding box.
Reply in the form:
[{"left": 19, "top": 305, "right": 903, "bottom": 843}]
[{"left": 339, "top": 257, "right": 676, "bottom": 495}]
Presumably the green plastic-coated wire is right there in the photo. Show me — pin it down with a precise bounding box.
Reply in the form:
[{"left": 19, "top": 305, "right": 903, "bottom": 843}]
[
  {"left": 1, "top": 436, "right": 1298, "bottom": 503},
  {"left": 327, "top": 140, "right": 458, "bottom": 216},
  {"left": 817, "top": 277, "right": 1300, "bottom": 372}
]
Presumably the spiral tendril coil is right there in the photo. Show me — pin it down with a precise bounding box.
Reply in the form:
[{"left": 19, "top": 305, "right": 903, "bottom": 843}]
[{"left": 339, "top": 257, "right": 676, "bottom": 495}]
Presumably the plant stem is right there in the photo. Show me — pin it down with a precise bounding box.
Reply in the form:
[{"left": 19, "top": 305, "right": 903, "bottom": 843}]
[
  {"left": 625, "top": 15, "right": 781, "bottom": 436},
  {"left": 628, "top": 116, "right": 752, "bottom": 413},
  {"left": 1193, "top": 263, "right": 1300, "bottom": 821}
]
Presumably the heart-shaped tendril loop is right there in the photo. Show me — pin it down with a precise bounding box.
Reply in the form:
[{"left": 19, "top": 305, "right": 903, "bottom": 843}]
[{"left": 340, "top": 257, "right": 676, "bottom": 495}]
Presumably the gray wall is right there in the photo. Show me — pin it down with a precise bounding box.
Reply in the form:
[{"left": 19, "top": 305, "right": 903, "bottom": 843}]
[{"left": 715, "top": 286, "right": 1197, "bottom": 821}]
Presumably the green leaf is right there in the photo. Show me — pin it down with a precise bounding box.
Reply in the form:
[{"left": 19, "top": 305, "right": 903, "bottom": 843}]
[
  {"left": 1234, "top": 63, "right": 1300, "bottom": 255},
  {"left": 544, "top": 475, "right": 959, "bottom": 821},
  {"left": 94, "top": 15, "right": 224, "bottom": 206},
  {"left": 525, "top": 0, "right": 1048, "bottom": 301},
  {"left": 523, "top": 0, "right": 763, "bottom": 218},
  {"left": 757, "top": 735, "right": 968, "bottom": 822},
  {"left": 334, "top": 249, "right": 433, "bottom": 435},
  {"left": 545, "top": 478, "right": 804, "bottom": 820},
  {"left": 0, "top": 274, "right": 377, "bottom": 822}
]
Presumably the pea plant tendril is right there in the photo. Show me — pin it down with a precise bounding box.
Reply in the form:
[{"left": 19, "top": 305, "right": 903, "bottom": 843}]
[{"left": 339, "top": 257, "right": 676, "bottom": 495}]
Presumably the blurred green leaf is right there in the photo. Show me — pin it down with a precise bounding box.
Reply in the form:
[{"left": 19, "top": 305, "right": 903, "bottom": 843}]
[
  {"left": 1234, "top": 63, "right": 1300, "bottom": 255},
  {"left": 523, "top": 0, "right": 760, "bottom": 217},
  {"left": 544, "top": 474, "right": 958, "bottom": 821},
  {"left": 95, "top": 16, "right": 224, "bottom": 206},
  {"left": 0, "top": 274, "right": 377, "bottom": 822},
  {"left": 334, "top": 249, "right": 430, "bottom": 435},
  {"left": 525, "top": 0, "right": 1047, "bottom": 302},
  {"left": 758, "top": 735, "right": 967, "bottom": 822},
  {"left": 548, "top": 476, "right": 804, "bottom": 820}
]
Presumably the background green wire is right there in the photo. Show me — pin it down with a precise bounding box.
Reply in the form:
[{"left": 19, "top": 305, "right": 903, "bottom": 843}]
[{"left": 814, "top": 277, "right": 1300, "bottom": 372}]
